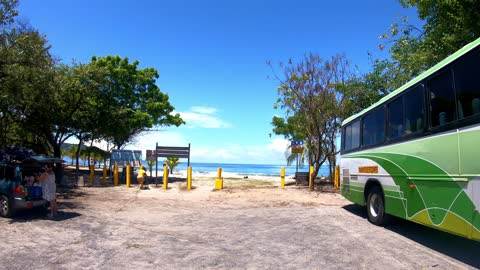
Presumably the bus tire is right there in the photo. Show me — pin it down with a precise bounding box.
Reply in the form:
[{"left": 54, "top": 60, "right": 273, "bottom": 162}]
[{"left": 366, "top": 186, "right": 388, "bottom": 226}]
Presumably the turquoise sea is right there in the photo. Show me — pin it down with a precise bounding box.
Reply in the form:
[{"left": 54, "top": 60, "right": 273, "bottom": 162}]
[
  {"left": 146, "top": 162, "right": 330, "bottom": 178},
  {"left": 63, "top": 157, "right": 330, "bottom": 177}
]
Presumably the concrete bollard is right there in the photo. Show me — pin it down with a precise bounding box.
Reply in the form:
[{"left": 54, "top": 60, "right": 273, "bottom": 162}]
[
  {"left": 126, "top": 165, "right": 131, "bottom": 188},
  {"left": 187, "top": 166, "right": 192, "bottom": 190},
  {"left": 163, "top": 165, "right": 169, "bottom": 190},
  {"left": 114, "top": 164, "right": 118, "bottom": 186},
  {"left": 280, "top": 167, "right": 285, "bottom": 190},
  {"left": 214, "top": 168, "right": 223, "bottom": 190},
  {"left": 78, "top": 175, "right": 85, "bottom": 187}
]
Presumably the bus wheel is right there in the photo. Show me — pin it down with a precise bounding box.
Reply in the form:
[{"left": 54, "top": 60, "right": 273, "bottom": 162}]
[{"left": 367, "top": 186, "right": 387, "bottom": 226}]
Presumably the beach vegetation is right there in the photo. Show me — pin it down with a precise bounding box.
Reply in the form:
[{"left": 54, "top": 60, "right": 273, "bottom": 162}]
[
  {"left": 270, "top": 54, "right": 359, "bottom": 189},
  {"left": 0, "top": 1, "right": 185, "bottom": 182},
  {"left": 367, "top": 0, "right": 480, "bottom": 99},
  {"left": 165, "top": 157, "right": 180, "bottom": 174},
  {"left": 270, "top": 0, "right": 480, "bottom": 189}
]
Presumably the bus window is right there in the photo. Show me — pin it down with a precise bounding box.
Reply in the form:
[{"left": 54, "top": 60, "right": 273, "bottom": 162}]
[
  {"left": 388, "top": 97, "right": 404, "bottom": 139},
  {"left": 362, "top": 107, "right": 385, "bottom": 147},
  {"left": 454, "top": 49, "right": 480, "bottom": 119},
  {"left": 404, "top": 85, "right": 425, "bottom": 134},
  {"left": 428, "top": 71, "right": 456, "bottom": 127},
  {"left": 343, "top": 119, "right": 360, "bottom": 151},
  {"left": 344, "top": 125, "right": 352, "bottom": 151},
  {"left": 351, "top": 120, "right": 360, "bottom": 149}
]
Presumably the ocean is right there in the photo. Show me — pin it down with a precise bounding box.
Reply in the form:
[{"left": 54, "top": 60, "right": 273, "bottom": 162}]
[
  {"left": 144, "top": 161, "right": 330, "bottom": 178},
  {"left": 63, "top": 157, "right": 330, "bottom": 178}
]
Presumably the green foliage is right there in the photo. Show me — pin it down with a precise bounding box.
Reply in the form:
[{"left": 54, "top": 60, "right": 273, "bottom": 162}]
[
  {"left": 61, "top": 144, "right": 77, "bottom": 166},
  {"left": 0, "top": 22, "right": 55, "bottom": 152},
  {"left": 89, "top": 56, "right": 185, "bottom": 148},
  {"left": 0, "top": 0, "right": 18, "bottom": 27},
  {"left": 371, "top": 0, "right": 480, "bottom": 99},
  {"left": 270, "top": 53, "right": 356, "bottom": 183},
  {"left": 399, "top": 0, "right": 480, "bottom": 66},
  {"left": 165, "top": 157, "right": 180, "bottom": 174},
  {"left": 0, "top": 2, "right": 185, "bottom": 159},
  {"left": 146, "top": 159, "right": 156, "bottom": 172}
]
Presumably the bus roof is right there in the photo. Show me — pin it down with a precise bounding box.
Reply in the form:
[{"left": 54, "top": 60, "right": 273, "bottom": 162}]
[{"left": 342, "top": 37, "right": 480, "bottom": 126}]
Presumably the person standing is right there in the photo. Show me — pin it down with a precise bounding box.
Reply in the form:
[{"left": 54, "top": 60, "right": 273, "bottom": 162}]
[
  {"left": 40, "top": 165, "right": 57, "bottom": 217},
  {"left": 137, "top": 165, "right": 147, "bottom": 190}
]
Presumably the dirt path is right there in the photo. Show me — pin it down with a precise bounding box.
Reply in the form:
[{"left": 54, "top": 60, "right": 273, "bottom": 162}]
[{"left": 0, "top": 181, "right": 479, "bottom": 270}]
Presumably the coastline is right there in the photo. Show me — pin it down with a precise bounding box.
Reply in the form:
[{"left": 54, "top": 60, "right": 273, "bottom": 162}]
[{"left": 65, "top": 165, "right": 298, "bottom": 182}]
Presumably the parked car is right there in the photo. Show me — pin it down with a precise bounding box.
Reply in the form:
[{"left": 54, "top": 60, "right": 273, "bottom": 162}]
[{"left": 0, "top": 161, "right": 47, "bottom": 217}]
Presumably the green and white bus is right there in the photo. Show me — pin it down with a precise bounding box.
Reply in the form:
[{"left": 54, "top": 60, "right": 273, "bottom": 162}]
[{"left": 340, "top": 37, "right": 480, "bottom": 241}]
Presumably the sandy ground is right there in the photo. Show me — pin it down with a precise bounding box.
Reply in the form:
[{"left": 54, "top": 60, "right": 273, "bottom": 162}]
[{"left": 0, "top": 177, "right": 479, "bottom": 270}]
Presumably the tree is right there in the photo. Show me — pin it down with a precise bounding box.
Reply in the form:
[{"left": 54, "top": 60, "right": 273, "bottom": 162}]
[
  {"left": 0, "top": 27, "right": 55, "bottom": 151},
  {"left": 369, "top": 0, "right": 480, "bottom": 97},
  {"left": 88, "top": 56, "right": 185, "bottom": 149},
  {"left": 165, "top": 157, "right": 180, "bottom": 174},
  {"left": 146, "top": 159, "right": 156, "bottom": 177},
  {"left": 270, "top": 54, "right": 357, "bottom": 189},
  {"left": 62, "top": 144, "right": 77, "bottom": 166},
  {"left": 0, "top": 0, "right": 18, "bottom": 27},
  {"left": 399, "top": 0, "right": 480, "bottom": 68}
]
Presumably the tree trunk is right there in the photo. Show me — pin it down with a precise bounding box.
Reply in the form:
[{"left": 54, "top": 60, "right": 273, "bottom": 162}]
[
  {"left": 53, "top": 143, "right": 64, "bottom": 186},
  {"left": 75, "top": 137, "right": 83, "bottom": 185}
]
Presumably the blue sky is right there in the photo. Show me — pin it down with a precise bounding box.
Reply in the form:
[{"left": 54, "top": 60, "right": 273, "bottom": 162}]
[{"left": 18, "top": 0, "right": 420, "bottom": 164}]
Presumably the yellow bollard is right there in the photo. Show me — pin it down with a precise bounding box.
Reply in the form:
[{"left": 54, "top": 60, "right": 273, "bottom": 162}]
[
  {"left": 187, "top": 166, "right": 192, "bottom": 190},
  {"left": 126, "top": 165, "right": 131, "bottom": 188},
  {"left": 334, "top": 165, "right": 340, "bottom": 190},
  {"left": 280, "top": 167, "right": 285, "bottom": 189},
  {"left": 113, "top": 164, "right": 118, "bottom": 186},
  {"left": 89, "top": 165, "right": 94, "bottom": 185},
  {"left": 163, "top": 165, "right": 169, "bottom": 190},
  {"left": 102, "top": 165, "right": 107, "bottom": 185},
  {"left": 214, "top": 168, "right": 223, "bottom": 190},
  {"left": 309, "top": 165, "right": 314, "bottom": 191}
]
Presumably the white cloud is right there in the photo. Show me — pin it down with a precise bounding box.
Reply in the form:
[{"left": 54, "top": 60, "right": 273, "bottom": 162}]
[
  {"left": 190, "top": 137, "right": 290, "bottom": 164},
  {"left": 64, "top": 129, "right": 292, "bottom": 165},
  {"left": 190, "top": 106, "right": 217, "bottom": 114},
  {"left": 176, "top": 106, "right": 231, "bottom": 128},
  {"left": 131, "top": 131, "right": 187, "bottom": 150}
]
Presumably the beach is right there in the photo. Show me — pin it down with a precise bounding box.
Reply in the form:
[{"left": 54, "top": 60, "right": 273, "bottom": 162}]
[
  {"left": 1, "top": 176, "right": 476, "bottom": 269},
  {"left": 65, "top": 165, "right": 334, "bottom": 192}
]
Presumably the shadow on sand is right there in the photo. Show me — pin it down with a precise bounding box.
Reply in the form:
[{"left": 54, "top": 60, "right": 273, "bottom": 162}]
[
  {"left": 343, "top": 204, "right": 480, "bottom": 269},
  {"left": 8, "top": 209, "right": 81, "bottom": 224}
]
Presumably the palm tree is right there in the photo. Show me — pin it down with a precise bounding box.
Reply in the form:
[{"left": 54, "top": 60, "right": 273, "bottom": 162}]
[
  {"left": 80, "top": 149, "right": 88, "bottom": 166},
  {"left": 286, "top": 142, "right": 307, "bottom": 172},
  {"left": 62, "top": 144, "right": 77, "bottom": 166},
  {"left": 146, "top": 159, "right": 156, "bottom": 173},
  {"left": 165, "top": 157, "right": 180, "bottom": 174}
]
